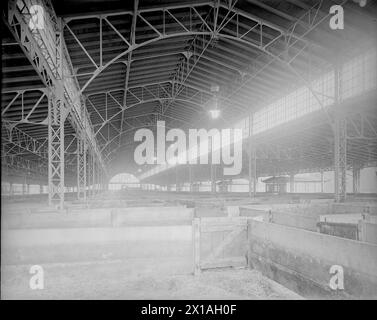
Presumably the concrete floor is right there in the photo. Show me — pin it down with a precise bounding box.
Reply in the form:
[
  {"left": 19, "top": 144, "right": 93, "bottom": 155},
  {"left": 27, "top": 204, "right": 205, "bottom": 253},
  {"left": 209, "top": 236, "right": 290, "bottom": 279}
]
[{"left": 1, "top": 259, "right": 302, "bottom": 300}]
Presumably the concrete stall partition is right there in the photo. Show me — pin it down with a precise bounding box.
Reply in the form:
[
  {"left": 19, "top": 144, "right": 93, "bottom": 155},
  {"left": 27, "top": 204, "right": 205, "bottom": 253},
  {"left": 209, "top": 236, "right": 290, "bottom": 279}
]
[
  {"left": 2, "top": 209, "right": 113, "bottom": 229},
  {"left": 1, "top": 225, "right": 193, "bottom": 274},
  {"left": 279, "top": 203, "right": 332, "bottom": 216},
  {"left": 240, "top": 203, "right": 332, "bottom": 218},
  {"left": 319, "top": 213, "right": 369, "bottom": 224},
  {"left": 317, "top": 222, "right": 359, "bottom": 240},
  {"left": 111, "top": 206, "right": 194, "bottom": 226},
  {"left": 2, "top": 206, "right": 194, "bottom": 229},
  {"left": 317, "top": 214, "right": 377, "bottom": 242},
  {"left": 268, "top": 211, "right": 318, "bottom": 232},
  {"left": 331, "top": 203, "right": 377, "bottom": 215},
  {"left": 1, "top": 206, "right": 195, "bottom": 275},
  {"left": 240, "top": 206, "right": 318, "bottom": 231},
  {"left": 239, "top": 206, "right": 269, "bottom": 220},
  {"left": 317, "top": 213, "right": 365, "bottom": 241},
  {"left": 247, "top": 219, "right": 377, "bottom": 299}
]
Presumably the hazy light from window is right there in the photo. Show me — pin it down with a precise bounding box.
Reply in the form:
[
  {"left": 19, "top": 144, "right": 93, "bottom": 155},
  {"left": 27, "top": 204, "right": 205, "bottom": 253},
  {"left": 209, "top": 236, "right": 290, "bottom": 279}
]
[{"left": 209, "top": 109, "right": 220, "bottom": 119}]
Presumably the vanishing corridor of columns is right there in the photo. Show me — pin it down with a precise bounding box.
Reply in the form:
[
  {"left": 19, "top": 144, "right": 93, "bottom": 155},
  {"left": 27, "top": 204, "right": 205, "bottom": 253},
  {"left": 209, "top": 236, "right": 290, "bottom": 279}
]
[{"left": 2, "top": 0, "right": 377, "bottom": 208}]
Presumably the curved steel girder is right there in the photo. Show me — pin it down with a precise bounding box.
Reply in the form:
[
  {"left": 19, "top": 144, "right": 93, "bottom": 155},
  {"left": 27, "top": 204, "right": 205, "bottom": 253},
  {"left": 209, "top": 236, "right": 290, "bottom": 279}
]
[
  {"left": 74, "top": 31, "right": 212, "bottom": 95},
  {"left": 94, "top": 97, "right": 206, "bottom": 137},
  {"left": 64, "top": 0, "right": 328, "bottom": 101},
  {"left": 100, "top": 113, "right": 193, "bottom": 155},
  {"left": 65, "top": 11, "right": 286, "bottom": 98},
  {"left": 65, "top": 1, "right": 346, "bottom": 172},
  {"left": 69, "top": 29, "right": 331, "bottom": 129},
  {"left": 63, "top": 0, "right": 320, "bottom": 52}
]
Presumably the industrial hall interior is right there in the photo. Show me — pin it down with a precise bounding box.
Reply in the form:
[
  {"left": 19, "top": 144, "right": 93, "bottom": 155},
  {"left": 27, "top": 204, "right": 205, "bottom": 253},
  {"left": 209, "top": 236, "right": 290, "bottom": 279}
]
[{"left": 1, "top": 0, "right": 377, "bottom": 300}]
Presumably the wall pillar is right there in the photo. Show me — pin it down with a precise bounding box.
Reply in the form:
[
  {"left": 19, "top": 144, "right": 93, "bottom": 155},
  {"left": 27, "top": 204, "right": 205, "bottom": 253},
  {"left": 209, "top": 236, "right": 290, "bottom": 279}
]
[
  {"left": 353, "top": 163, "right": 361, "bottom": 194},
  {"left": 289, "top": 174, "right": 295, "bottom": 193},
  {"left": 87, "top": 151, "right": 94, "bottom": 198},
  {"left": 189, "top": 165, "right": 194, "bottom": 193},
  {"left": 77, "top": 138, "right": 87, "bottom": 200},
  {"left": 248, "top": 115, "right": 257, "bottom": 197},
  {"left": 175, "top": 166, "right": 179, "bottom": 192},
  {"left": 211, "top": 164, "right": 216, "bottom": 194},
  {"left": 320, "top": 169, "right": 324, "bottom": 193},
  {"left": 334, "top": 63, "right": 347, "bottom": 203}
]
